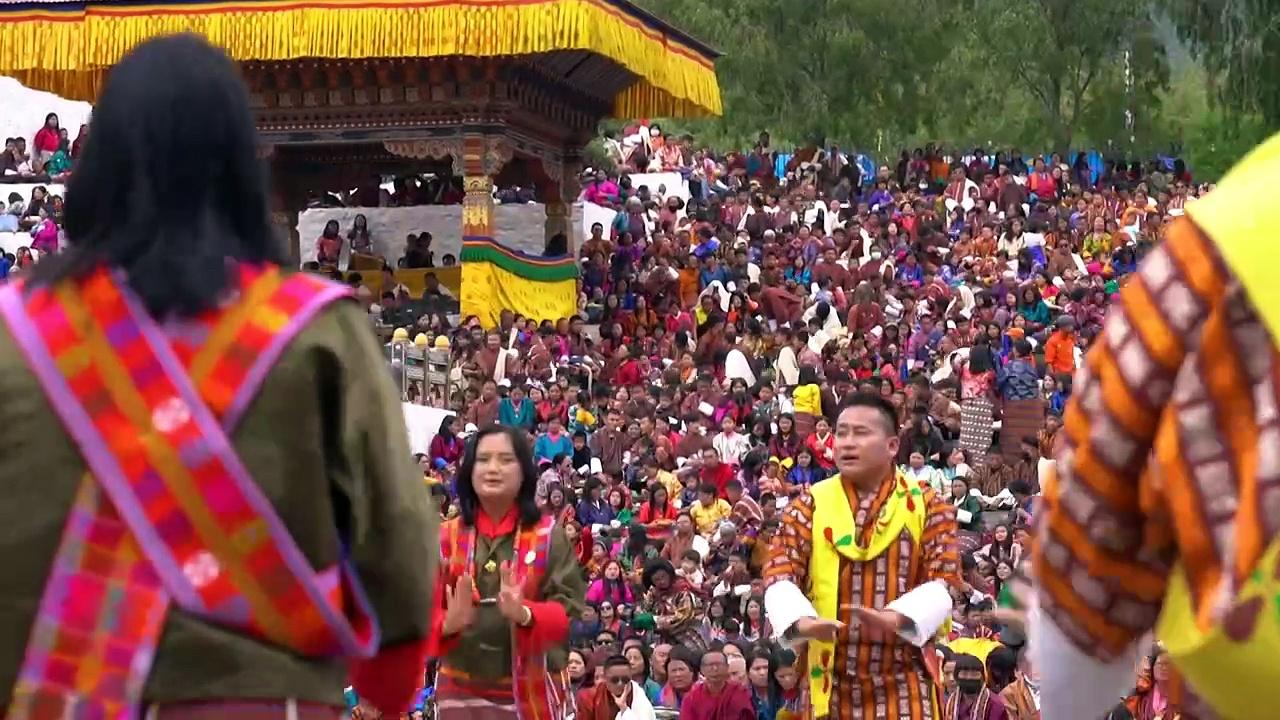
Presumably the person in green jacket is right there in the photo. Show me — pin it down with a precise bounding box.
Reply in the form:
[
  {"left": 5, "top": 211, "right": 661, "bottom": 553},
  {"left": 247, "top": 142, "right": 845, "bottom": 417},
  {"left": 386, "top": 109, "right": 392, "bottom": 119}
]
[
  {"left": 949, "top": 476, "right": 984, "bottom": 533},
  {"left": 498, "top": 383, "right": 537, "bottom": 431},
  {"left": 1016, "top": 286, "right": 1053, "bottom": 332}
]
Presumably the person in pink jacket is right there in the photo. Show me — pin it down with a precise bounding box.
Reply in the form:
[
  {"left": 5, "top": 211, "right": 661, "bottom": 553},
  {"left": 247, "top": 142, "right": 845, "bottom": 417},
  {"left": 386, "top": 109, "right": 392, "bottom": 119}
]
[{"left": 585, "top": 559, "right": 635, "bottom": 606}]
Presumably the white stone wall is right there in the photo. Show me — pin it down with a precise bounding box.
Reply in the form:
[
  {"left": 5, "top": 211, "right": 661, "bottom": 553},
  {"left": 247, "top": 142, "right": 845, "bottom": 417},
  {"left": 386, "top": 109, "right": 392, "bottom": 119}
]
[
  {"left": 297, "top": 203, "right": 551, "bottom": 269},
  {"left": 0, "top": 76, "right": 92, "bottom": 152}
]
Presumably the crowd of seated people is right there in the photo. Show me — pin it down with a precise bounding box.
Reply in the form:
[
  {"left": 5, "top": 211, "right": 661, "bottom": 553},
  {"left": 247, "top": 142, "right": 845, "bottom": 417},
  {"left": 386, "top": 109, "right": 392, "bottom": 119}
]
[
  {"left": 3, "top": 113, "right": 84, "bottom": 184},
  {"left": 362, "top": 130, "right": 1211, "bottom": 719}
]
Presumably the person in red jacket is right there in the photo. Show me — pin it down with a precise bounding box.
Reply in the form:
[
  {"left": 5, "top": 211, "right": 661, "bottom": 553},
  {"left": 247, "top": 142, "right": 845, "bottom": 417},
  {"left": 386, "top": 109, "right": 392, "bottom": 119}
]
[
  {"left": 678, "top": 649, "right": 755, "bottom": 720},
  {"left": 32, "top": 112, "right": 61, "bottom": 168}
]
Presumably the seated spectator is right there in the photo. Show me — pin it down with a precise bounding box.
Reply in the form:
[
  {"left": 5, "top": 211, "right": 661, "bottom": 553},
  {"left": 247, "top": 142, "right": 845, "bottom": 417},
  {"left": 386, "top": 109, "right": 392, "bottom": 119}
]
[
  {"left": 689, "top": 483, "right": 731, "bottom": 537},
  {"left": 0, "top": 192, "right": 23, "bottom": 232},
  {"left": 577, "top": 654, "right": 657, "bottom": 720},
  {"left": 428, "top": 416, "right": 463, "bottom": 468},
  {"left": 946, "top": 653, "right": 1008, "bottom": 719},
  {"left": 586, "top": 560, "right": 635, "bottom": 607},
  {"left": 678, "top": 649, "right": 754, "bottom": 720},
  {"left": 346, "top": 213, "right": 374, "bottom": 255},
  {"left": 32, "top": 112, "right": 61, "bottom": 168},
  {"left": 950, "top": 476, "right": 983, "bottom": 533},
  {"left": 316, "top": 219, "right": 343, "bottom": 267}
]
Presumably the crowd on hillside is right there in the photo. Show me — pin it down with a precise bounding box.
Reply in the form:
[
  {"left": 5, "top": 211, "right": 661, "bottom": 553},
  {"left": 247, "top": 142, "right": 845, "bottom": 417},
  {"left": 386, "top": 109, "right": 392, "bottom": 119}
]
[
  {"left": 352, "top": 131, "right": 1206, "bottom": 720},
  {"left": 1, "top": 105, "right": 1195, "bottom": 716}
]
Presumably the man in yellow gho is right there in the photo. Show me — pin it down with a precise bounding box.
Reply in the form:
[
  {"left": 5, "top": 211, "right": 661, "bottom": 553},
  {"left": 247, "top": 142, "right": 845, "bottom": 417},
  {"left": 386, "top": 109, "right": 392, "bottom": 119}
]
[
  {"left": 1033, "top": 132, "right": 1280, "bottom": 720},
  {"left": 764, "top": 394, "right": 960, "bottom": 719}
]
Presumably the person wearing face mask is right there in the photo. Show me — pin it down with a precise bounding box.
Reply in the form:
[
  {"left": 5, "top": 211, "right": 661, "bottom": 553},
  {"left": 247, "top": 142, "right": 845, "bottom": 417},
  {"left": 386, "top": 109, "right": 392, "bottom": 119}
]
[
  {"left": 579, "top": 654, "right": 658, "bottom": 720},
  {"left": 944, "top": 653, "right": 1008, "bottom": 719}
]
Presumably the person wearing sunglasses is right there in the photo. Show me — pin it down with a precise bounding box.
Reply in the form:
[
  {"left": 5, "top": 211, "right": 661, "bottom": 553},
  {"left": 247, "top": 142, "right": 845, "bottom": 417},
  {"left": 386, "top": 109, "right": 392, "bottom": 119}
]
[{"left": 577, "top": 655, "right": 658, "bottom": 720}]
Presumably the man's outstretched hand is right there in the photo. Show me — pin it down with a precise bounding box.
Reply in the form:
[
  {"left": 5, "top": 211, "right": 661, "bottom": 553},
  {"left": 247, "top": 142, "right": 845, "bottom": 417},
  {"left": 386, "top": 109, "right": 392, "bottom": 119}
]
[
  {"left": 852, "top": 607, "right": 909, "bottom": 632},
  {"left": 851, "top": 607, "right": 911, "bottom": 643},
  {"left": 792, "top": 617, "right": 845, "bottom": 642}
]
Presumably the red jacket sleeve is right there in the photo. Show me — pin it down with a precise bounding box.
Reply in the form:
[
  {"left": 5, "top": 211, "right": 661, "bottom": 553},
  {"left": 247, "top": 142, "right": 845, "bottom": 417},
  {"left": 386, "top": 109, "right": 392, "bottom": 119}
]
[
  {"left": 516, "top": 599, "right": 571, "bottom": 655},
  {"left": 350, "top": 637, "right": 431, "bottom": 715},
  {"left": 427, "top": 570, "right": 463, "bottom": 659}
]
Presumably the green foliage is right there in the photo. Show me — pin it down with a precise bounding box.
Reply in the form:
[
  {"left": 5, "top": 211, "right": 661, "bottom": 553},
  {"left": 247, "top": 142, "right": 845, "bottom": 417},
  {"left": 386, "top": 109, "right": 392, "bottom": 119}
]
[
  {"left": 636, "top": 0, "right": 964, "bottom": 149},
  {"left": 1147, "top": 57, "right": 1271, "bottom": 179},
  {"left": 1160, "top": 0, "right": 1280, "bottom": 127},
  {"left": 1180, "top": 110, "right": 1271, "bottom": 181},
  {"left": 633, "top": 0, "right": 1263, "bottom": 164}
]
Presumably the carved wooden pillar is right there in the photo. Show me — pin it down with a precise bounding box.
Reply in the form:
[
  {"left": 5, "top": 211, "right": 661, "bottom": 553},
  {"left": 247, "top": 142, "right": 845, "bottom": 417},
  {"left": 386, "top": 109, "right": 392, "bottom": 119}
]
[
  {"left": 534, "top": 149, "right": 582, "bottom": 255},
  {"left": 552, "top": 152, "right": 584, "bottom": 253},
  {"left": 459, "top": 134, "right": 513, "bottom": 324},
  {"left": 267, "top": 149, "right": 308, "bottom": 267},
  {"left": 461, "top": 135, "right": 495, "bottom": 244}
]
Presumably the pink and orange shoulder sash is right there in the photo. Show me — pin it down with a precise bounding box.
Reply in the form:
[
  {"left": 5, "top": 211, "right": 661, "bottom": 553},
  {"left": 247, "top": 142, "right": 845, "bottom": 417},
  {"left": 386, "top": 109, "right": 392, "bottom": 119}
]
[{"left": 1, "top": 265, "right": 376, "bottom": 720}]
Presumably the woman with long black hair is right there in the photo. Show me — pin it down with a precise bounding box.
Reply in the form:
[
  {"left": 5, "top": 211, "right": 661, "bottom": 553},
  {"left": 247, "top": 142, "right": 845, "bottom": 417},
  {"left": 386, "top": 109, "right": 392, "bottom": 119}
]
[
  {"left": 958, "top": 336, "right": 999, "bottom": 460},
  {"left": 2, "top": 34, "right": 435, "bottom": 719},
  {"left": 432, "top": 424, "right": 586, "bottom": 720}
]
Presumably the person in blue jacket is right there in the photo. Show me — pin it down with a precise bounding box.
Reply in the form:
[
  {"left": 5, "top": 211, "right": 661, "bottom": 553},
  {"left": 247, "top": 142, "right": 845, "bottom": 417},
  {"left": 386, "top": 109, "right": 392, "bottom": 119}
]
[{"left": 534, "top": 416, "right": 574, "bottom": 463}]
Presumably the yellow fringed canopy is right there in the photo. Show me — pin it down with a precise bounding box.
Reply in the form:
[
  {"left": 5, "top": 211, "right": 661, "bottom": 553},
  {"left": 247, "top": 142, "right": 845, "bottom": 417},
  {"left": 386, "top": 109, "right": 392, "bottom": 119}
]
[{"left": 0, "top": 0, "right": 721, "bottom": 117}]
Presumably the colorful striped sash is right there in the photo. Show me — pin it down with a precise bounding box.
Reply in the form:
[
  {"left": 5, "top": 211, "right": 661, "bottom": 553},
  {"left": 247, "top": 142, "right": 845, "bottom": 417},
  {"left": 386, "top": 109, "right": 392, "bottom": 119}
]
[
  {"left": 1, "top": 266, "right": 377, "bottom": 720},
  {"left": 439, "top": 514, "right": 564, "bottom": 720}
]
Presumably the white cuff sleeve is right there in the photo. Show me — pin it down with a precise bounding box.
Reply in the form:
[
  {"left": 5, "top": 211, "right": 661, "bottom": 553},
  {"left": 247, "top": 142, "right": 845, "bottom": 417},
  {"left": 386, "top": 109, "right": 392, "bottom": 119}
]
[
  {"left": 1031, "top": 607, "right": 1139, "bottom": 720},
  {"left": 765, "top": 581, "right": 817, "bottom": 643},
  {"left": 886, "top": 580, "right": 953, "bottom": 647}
]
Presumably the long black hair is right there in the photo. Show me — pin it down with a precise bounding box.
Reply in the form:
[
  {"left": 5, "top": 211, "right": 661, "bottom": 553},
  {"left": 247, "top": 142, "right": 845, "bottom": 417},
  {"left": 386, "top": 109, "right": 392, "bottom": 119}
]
[
  {"left": 36, "top": 33, "right": 286, "bottom": 317},
  {"left": 455, "top": 424, "right": 542, "bottom": 527},
  {"left": 969, "top": 337, "right": 996, "bottom": 374}
]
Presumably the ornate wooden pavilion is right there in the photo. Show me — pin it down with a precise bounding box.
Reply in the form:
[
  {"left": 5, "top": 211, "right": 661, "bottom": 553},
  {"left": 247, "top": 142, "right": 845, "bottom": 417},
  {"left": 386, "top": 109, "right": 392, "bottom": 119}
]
[{"left": 0, "top": 0, "right": 721, "bottom": 324}]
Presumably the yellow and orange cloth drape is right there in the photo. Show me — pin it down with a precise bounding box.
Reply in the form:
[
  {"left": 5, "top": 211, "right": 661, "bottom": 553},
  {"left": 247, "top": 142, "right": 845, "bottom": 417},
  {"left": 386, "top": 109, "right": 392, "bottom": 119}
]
[
  {"left": 459, "top": 238, "right": 578, "bottom": 327},
  {"left": 0, "top": 0, "right": 721, "bottom": 118}
]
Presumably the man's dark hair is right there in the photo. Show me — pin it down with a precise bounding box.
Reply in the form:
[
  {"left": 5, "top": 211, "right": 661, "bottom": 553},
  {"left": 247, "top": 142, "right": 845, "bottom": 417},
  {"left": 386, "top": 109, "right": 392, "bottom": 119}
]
[
  {"left": 698, "top": 648, "right": 727, "bottom": 670},
  {"left": 1008, "top": 479, "right": 1032, "bottom": 496},
  {"left": 985, "top": 646, "right": 1018, "bottom": 691},
  {"left": 835, "top": 392, "right": 900, "bottom": 436},
  {"left": 954, "top": 653, "right": 985, "bottom": 676},
  {"left": 667, "top": 646, "right": 699, "bottom": 674},
  {"left": 604, "top": 654, "right": 632, "bottom": 671},
  {"left": 698, "top": 483, "right": 718, "bottom": 496}
]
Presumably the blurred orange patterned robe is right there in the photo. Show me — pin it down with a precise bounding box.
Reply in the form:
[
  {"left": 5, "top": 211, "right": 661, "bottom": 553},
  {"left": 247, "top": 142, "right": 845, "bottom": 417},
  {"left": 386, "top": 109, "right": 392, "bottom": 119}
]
[{"left": 1033, "top": 133, "right": 1280, "bottom": 720}]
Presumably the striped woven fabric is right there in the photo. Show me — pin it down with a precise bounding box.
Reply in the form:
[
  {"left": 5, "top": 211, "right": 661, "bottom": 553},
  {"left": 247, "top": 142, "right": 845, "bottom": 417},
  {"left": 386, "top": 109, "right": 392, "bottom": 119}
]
[{"left": 2, "top": 265, "right": 366, "bottom": 720}]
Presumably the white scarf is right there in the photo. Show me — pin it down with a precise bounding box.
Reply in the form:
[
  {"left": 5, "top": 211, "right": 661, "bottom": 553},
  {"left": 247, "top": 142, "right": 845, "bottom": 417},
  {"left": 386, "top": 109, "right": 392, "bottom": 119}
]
[
  {"left": 725, "top": 348, "right": 756, "bottom": 387},
  {"left": 615, "top": 681, "right": 657, "bottom": 720}
]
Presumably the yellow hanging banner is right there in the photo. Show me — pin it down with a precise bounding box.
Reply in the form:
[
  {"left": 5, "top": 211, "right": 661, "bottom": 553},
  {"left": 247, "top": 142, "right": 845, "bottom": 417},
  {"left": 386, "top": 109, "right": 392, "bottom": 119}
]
[{"left": 459, "top": 240, "right": 578, "bottom": 328}]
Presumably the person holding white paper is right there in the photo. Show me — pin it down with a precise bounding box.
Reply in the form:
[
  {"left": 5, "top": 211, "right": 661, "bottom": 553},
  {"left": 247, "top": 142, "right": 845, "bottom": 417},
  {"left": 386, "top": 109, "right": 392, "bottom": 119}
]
[{"left": 763, "top": 393, "right": 960, "bottom": 719}]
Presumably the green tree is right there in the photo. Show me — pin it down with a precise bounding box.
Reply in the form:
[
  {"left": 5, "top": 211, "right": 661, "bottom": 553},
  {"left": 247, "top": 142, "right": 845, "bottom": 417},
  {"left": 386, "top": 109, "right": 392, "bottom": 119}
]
[
  {"left": 1160, "top": 0, "right": 1280, "bottom": 127},
  {"left": 963, "top": 0, "right": 1168, "bottom": 152},
  {"left": 636, "top": 0, "right": 963, "bottom": 149}
]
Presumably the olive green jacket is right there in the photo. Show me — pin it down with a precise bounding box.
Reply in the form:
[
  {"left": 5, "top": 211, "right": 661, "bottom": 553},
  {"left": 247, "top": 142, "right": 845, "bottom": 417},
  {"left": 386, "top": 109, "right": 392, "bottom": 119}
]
[
  {"left": 0, "top": 300, "right": 437, "bottom": 707},
  {"left": 442, "top": 524, "right": 585, "bottom": 680}
]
